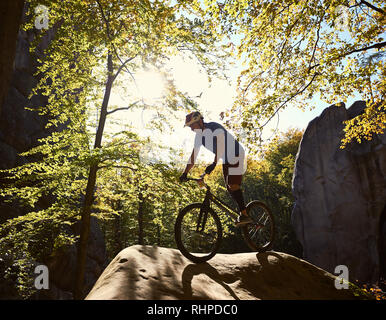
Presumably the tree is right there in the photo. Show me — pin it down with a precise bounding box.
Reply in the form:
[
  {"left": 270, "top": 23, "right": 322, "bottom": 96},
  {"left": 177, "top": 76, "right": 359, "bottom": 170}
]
[
  {"left": 1, "top": 0, "right": 226, "bottom": 299},
  {"left": 205, "top": 0, "right": 385, "bottom": 149}
]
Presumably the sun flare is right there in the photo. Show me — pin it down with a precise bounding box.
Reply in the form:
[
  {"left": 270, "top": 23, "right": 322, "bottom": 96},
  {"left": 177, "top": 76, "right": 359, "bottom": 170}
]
[{"left": 135, "top": 69, "right": 166, "bottom": 104}]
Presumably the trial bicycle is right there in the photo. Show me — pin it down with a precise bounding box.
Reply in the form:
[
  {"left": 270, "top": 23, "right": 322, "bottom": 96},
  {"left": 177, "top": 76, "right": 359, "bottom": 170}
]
[{"left": 175, "top": 174, "right": 275, "bottom": 263}]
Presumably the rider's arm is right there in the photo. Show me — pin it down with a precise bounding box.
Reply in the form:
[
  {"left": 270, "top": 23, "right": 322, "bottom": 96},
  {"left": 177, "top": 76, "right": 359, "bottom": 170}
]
[
  {"left": 184, "top": 132, "right": 202, "bottom": 174},
  {"left": 183, "top": 149, "right": 196, "bottom": 174}
]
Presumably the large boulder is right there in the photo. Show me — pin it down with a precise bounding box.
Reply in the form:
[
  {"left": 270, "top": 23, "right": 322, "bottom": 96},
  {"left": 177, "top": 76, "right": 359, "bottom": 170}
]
[
  {"left": 86, "top": 245, "right": 369, "bottom": 300},
  {"left": 291, "top": 101, "right": 386, "bottom": 284}
]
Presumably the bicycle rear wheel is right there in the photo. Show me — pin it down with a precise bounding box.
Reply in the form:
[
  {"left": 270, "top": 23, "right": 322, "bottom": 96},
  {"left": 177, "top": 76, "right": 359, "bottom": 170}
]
[
  {"left": 175, "top": 203, "right": 222, "bottom": 263},
  {"left": 241, "top": 201, "right": 275, "bottom": 252}
]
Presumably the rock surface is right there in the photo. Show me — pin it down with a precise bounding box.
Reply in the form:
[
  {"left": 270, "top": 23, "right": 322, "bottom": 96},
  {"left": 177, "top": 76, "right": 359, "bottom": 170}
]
[
  {"left": 292, "top": 101, "right": 386, "bottom": 284},
  {"left": 0, "top": 0, "right": 25, "bottom": 113},
  {"left": 86, "top": 245, "right": 367, "bottom": 300},
  {"left": 0, "top": 6, "right": 53, "bottom": 172}
]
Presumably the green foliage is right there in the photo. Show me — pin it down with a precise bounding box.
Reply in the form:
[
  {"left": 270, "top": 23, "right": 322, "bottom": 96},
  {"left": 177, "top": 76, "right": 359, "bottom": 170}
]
[
  {"left": 205, "top": 0, "right": 385, "bottom": 149},
  {"left": 0, "top": 0, "right": 228, "bottom": 298}
]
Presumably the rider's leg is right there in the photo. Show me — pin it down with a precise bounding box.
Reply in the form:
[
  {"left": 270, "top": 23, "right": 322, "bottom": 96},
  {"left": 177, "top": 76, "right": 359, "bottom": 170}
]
[
  {"left": 227, "top": 183, "right": 247, "bottom": 216},
  {"left": 223, "top": 165, "right": 251, "bottom": 226},
  {"left": 223, "top": 164, "right": 247, "bottom": 215}
]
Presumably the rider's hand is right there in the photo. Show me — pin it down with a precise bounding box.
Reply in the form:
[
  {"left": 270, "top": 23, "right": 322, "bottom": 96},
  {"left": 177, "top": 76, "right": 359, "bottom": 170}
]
[
  {"left": 179, "top": 172, "right": 188, "bottom": 183},
  {"left": 205, "top": 162, "right": 216, "bottom": 175}
]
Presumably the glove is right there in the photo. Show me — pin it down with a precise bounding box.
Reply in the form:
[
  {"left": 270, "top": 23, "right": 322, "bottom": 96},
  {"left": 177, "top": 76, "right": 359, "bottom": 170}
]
[
  {"left": 179, "top": 172, "right": 188, "bottom": 183},
  {"left": 205, "top": 162, "right": 216, "bottom": 175}
]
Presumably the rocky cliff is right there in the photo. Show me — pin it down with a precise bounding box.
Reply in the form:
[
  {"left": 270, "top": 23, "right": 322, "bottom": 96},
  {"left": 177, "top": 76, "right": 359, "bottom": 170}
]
[
  {"left": 0, "top": 0, "right": 25, "bottom": 113},
  {"left": 0, "top": 5, "right": 54, "bottom": 173},
  {"left": 86, "top": 245, "right": 369, "bottom": 300},
  {"left": 292, "top": 101, "right": 386, "bottom": 284}
]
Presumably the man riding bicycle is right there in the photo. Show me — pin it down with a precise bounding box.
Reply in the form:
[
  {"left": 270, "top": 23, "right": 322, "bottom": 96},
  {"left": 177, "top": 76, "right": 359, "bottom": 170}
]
[{"left": 179, "top": 111, "right": 252, "bottom": 227}]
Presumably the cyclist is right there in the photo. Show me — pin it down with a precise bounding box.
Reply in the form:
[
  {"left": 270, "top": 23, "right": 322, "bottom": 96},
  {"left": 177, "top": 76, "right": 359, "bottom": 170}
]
[{"left": 179, "top": 111, "right": 252, "bottom": 227}]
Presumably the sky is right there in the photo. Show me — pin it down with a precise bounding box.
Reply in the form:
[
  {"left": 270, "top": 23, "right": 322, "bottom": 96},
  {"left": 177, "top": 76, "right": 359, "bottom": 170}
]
[{"left": 105, "top": 52, "right": 363, "bottom": 166}]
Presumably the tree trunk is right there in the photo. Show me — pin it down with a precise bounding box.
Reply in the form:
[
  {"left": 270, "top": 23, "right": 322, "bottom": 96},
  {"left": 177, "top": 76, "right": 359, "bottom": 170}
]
[
  {"left": 157, "top": 223, "right": 161, "bottom": 246},
  {"left": 113, "top": 199, "right": 122, "bottom": 255},
  {"left": 74, "top": 53, "right": 113, "bottom": 300},
  {"left": 137, "top": 192, "right": 144, "bottom": 245}
]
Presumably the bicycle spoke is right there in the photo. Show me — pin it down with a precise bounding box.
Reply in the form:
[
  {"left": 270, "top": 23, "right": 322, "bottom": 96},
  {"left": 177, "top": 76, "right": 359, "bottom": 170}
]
[
  {"left": 249, "top": 224, "right": 261, "bottom": 238},
  {"left": 242, "top": 201, "right": 274, "bottom": 252},
  {"left": 179, "top": 206, "right": 219, "bottom": 255}
]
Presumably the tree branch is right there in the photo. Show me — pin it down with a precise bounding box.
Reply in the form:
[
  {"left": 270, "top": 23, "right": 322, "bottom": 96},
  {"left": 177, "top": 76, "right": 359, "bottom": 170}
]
[
  {"left": 97, "top": 0, "right": 136, "bottom": 82},
  {"left": 107, "top": 100, "right": 140, "bottom": 115},
  {"left": 342, "top": 41, "right": 386, "bottom": 56},
  {"left": 260, "top": 71, "right": 320, "bottom": 130},
  {"left": 360, "top": 0, "right": 385, "bottom": 15},
  {"left": 96, "top": 0, "right": 111, "bottom": 38},
  {"left": 112, "top": 55, "right": 137, "bottom": 82},
  {"left": 308, "top": 41, "right": 386, "bottom": 71},
  {"left": 308, "top": 19, "right": 322, "bottom": 73}
]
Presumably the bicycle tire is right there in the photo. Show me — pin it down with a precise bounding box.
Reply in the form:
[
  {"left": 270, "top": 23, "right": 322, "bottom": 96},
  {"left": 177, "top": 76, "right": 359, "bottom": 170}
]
[
  {"left": 241, "top": 200, "right": 275, "bottom": 252},
  {"left": 175, "top": 202, "right": 222, "bottom": 263}
]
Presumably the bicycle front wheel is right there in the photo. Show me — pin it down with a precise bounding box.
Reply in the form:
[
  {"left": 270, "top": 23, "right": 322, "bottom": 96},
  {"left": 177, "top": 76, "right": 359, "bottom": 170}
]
[
  {"left": 175, "top": 203, "right": 222, "bottom": 263},
  {"left": 241, "top": 201, "right": 275, "bottom": 252}
]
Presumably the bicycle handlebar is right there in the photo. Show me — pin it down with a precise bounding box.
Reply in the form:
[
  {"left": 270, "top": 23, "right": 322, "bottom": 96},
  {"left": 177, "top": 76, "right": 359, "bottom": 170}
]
[
  {"left": 186, "top": 173, "right": 206, "bottom": 181},
  {"left": 186, "top": 177, "right": 202, "bottom": 182},
  {"left": 183, "top": 173, "right": 208, "bottom": 188}
]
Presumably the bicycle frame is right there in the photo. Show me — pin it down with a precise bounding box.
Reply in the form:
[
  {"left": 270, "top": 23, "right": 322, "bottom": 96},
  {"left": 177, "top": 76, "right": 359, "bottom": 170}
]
[
  {"left": 211, "top": 189, "right": 240, "bottom": 219},
  {"left": 190, "top": 178, "right": 239, "bottom": 222}
]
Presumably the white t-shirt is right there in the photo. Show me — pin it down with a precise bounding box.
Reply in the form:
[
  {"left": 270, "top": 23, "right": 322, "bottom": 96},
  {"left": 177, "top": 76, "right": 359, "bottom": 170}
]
[{"left": 193, "top": 122, "right": 246, "bottom": 174}]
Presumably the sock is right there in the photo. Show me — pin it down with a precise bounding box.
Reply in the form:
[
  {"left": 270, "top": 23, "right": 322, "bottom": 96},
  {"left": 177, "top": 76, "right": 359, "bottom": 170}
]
[{"left": 229, "top": 189, "right": 246, "bottom": 213}]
